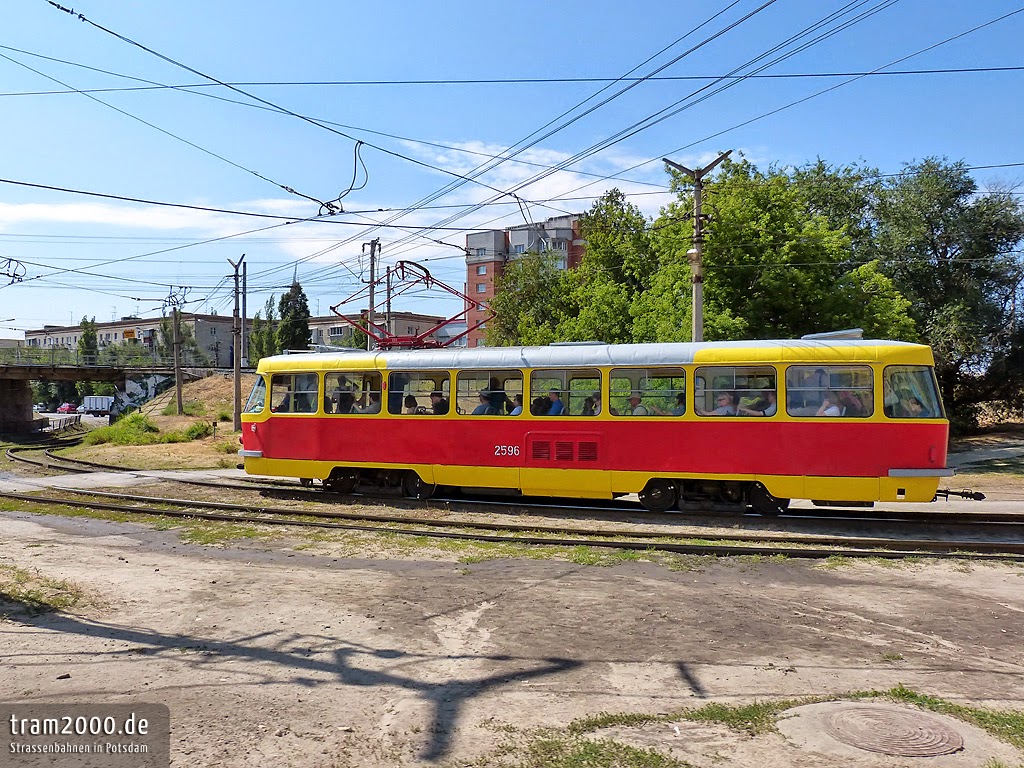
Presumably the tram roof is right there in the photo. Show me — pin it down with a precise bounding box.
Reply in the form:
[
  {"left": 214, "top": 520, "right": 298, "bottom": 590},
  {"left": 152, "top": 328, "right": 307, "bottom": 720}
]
[{"left": 256, "top": 339, "right": 934, "bottom": 373}]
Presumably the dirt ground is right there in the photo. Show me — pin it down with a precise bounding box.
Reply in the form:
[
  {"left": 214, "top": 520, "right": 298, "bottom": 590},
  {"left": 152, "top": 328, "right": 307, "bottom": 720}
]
[
  {"left": 1, "top": 505, "right": 1023, "bottom": 767},
  {"left": 1, "top": 423, "right": 1023, "bottom": 766}
]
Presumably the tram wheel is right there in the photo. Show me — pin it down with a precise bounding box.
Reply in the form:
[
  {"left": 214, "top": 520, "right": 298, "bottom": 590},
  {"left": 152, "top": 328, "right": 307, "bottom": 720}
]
[
  {"left": 749, "top": 482, "right": 789, "bottom": 516},
  {"left": 639, "top": 479, "right": 677, "bottom": 513},
  {"left": 402, "top": 471, "right": 436, "bottom": 500},
  {"left": 325, "top": 469, "right": 358, "bottom": 494}
]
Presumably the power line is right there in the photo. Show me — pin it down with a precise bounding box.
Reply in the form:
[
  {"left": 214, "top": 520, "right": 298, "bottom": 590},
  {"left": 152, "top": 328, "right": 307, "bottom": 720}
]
[
  {"left": 3, "top": 65, "right": 1022, "bottom": 94},
  {"left": 0, "top": 50, "right": 337, "bottom": 211},
  {"left": 43, "top": 2, "right": 552, "bottom": 206},
  {"left": 0, "top": 175, "right": 549, "bottom": 230},
  {"left": 376, "top": 1, "right": 898, "bottom": 258},
  {"left": 532, "top": 6, "right": 1024, "bottom": 211}
]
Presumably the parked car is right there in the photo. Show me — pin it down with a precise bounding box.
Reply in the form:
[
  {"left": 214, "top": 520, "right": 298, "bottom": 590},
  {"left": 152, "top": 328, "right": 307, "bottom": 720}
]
[
  {"left": 56, "top": 402, "right": 76, "bottom": 414},
  {"left": 32, "top": 404, "right": 43, "bottom": 412},
  {"left": 76, "top": 404, "right": 88, "bottom": 413}
]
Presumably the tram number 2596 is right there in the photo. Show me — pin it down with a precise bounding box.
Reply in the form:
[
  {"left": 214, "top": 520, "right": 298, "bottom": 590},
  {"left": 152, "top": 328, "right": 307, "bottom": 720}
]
[{"left": 494, "top": 444, "right": 521, "bottom": 457}]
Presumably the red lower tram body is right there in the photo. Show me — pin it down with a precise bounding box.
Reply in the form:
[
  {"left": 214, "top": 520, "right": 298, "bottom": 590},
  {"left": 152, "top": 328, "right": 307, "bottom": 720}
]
[{"left": 241, "top": 414, "right": 949, "bottom": 511}]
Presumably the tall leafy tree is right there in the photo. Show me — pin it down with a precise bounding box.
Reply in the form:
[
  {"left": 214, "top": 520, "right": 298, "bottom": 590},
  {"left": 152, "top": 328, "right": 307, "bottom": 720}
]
[
  {"left": 276, "top": 281, "right": 312, "bottom": 352},
  {"left": 487, "top": 253, "right": 574, "bottom": 346},
  {"left": 75, "top": 315, "right": 100, "bottom": 398},
  {"left": 248, "top": 296, "right": 279, "bottom": 364},
  {"left": 77, "top": 316, "right": 98, "bottom": 364},
  {"left": 564, "top": 189, "right": 655, "bottom": 343},
  {"left": 654, "top": 157, "right": 917, "bottom": 341},
  {"left": 874, "top": 158, "right": 1024, "bottom": 428}
]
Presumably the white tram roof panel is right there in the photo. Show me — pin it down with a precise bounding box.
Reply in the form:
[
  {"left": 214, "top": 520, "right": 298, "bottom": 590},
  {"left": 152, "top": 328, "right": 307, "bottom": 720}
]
[{"left": 262, "top": 339, "right": 930, "bottom": 372}]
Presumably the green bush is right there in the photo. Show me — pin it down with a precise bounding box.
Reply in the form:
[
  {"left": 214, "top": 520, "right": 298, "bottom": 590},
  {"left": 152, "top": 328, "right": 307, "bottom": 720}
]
[
  {"left": 84, "top": 413, "right": 160, "bottom": 446},
  {"left": 185, "top": 421, "right": 213, "bottom": 440}
]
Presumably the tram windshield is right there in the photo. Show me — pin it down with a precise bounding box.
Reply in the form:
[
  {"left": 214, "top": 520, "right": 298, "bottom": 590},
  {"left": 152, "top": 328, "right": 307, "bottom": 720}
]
[
  {"left": 243, "top": 376, "right": 266, "bottom": 414},
  {"left": 883, "top": 365, "right": 943, "bottom": 418}
]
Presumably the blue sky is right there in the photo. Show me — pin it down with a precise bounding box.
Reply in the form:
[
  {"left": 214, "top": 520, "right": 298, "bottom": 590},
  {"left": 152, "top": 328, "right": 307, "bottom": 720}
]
[{"left": 1, "top": 0, "right": 1022, "bottom": 339}]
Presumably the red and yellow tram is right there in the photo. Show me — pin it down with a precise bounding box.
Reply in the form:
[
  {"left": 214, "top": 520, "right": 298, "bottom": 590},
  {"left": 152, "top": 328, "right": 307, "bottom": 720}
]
[{"left": 239, "top": 339, "right": 951, "bottom": 513}]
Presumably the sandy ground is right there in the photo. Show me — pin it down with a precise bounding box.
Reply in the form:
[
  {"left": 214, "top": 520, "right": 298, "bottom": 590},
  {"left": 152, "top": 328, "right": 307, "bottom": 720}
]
[
  {"left": 2, "top": 501, "right": 1023, "bottom": 767},
  {"left": 1, "top": 433, "right": 1023, "bottom": 766}
]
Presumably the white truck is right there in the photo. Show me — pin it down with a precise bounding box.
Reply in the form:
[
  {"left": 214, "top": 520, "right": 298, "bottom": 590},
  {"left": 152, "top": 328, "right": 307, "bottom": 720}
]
[{"left": 82, "top": 395, "right": 115, "bottom": 415}]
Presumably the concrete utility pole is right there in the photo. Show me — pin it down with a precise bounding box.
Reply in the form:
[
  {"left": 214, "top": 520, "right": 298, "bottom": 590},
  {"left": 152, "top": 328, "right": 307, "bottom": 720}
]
[
  {"left": 172, "top": 308, "right": 183, "bottom": 415},
  {"left": 363, "top": 238, "right": 380, "bottom": 351},
  {"left": 663, "top": 150, "right": 731, "bottom": 343},
  {"left": 240, "top": 260, "right": 248, "bottom": 367},
  {"left": 228, "top": 254, "right": 246, "bottom": 431}
]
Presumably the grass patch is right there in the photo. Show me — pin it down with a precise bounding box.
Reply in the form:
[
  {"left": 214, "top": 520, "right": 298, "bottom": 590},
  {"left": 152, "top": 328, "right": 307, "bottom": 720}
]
[
  {"left": 178, "top": 522, "right": 273, "bottom": 545},
  {"left": 860, "top": 685, "right": 1024, "bottom": 750},
  {"left": 0, "top": 564, "right": 87, "bottom": 616},
  {"left": 84, "top": 412, "right": 160, "bottom": 446},
  {"left": 510, "top": 734, "right": 689, "bottom": 768},
  {"left": 161, "top": 400, "right": 206, "bottom": 417},
  {"left": 549, "top": 687, "right": 1024, "bottom": 767}
]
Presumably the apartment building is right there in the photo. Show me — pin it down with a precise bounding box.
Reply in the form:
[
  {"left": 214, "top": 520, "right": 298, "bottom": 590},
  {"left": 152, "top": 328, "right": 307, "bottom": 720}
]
[
  {"left": 24, "top": 313, "right": 237, "bottom": 367},
  {"left": 465, "top": 214, "right": 584, "bottom": 347}
]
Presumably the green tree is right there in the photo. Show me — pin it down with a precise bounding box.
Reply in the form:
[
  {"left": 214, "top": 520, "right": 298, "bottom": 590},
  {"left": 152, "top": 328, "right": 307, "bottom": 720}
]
[
  {"left": 336, "top": 326, "right": 368, "bottom": 350},
  {"left": 487, "top": 252, "right": 574, "bottom": 346},
  {"left": 100, "top": 340, "right": 161, "bottom": 367},
  {"left": 77, "top": 316, "right": 98, "bottom": 364},
  {"left": 276, "top": 282, "right": 311, "bottom": 352},
  {"left": 564, "top": 189, "right": 655, "bottom": 344},
  {"left": 153, "top": 315, "right": 209, "bottom": 366},
  {"left": 873, "top": 158, "right": 1024, "bottom": 428},
  {"left": 654, "top": 157, "right": 916, "bottom": 342},
  {"left": 248, "top": 296, "right": 279, "bottom": 365},
  {"left": 75, "top": 316, "right": 100, "bottom": 399}
]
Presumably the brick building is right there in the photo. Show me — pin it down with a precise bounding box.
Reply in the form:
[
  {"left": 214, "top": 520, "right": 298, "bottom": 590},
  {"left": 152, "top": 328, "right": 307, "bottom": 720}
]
[{"left": 464, "top": 214, "right": 584, "bottom": 347}]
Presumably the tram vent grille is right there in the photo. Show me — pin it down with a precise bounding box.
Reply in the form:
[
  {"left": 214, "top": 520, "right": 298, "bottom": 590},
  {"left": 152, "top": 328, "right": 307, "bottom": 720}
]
[
  {"left": 531, "top": 442, "right": 551, "bottom": 460},
  {"left": 578, "top": 442, "right": 598, "bottom": 461},
  {"left": 554, "top": 441, "right": 574, "bottom": 461}
]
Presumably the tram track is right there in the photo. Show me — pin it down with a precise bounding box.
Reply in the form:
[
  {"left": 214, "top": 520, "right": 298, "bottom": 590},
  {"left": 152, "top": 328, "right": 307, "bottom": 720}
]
[
  {"left": 6, "top": 445, "right": 1024, "bottom": 558},
  {"left": 12, "top": 445, "right": 1024, "bottom": 527},
  {"left": 1, "top": 485, "right": 1023, "bottom": 561}
]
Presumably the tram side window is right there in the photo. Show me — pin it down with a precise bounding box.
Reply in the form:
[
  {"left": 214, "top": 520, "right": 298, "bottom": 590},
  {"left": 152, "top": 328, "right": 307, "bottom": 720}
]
[
  {"left": 388, "top": 371, "right": 451, "bottom": 415},
  {"left": 785, "top": 365, "right": 873, "bottom": 418},
  {"left": 324, "top": 371, "right": 383, "bottom": 415},
  {"left": 243, "top": 376, "right": 267, "bottom": 414},
  {"left": 694, "top": 366, "right": 777, "bottom": 417},
  {"left": 883, "top": 365, "right": 942, "bottom": 418},
  {"left": 610, "top": 368, "right": 686, "bottom": 416},
  {"left": 455, "top": 370, "right": 523, "bottom": 415},
  {"left": 530, "top": 369, "right": 601, "bottom": 416},
  {"left": 269, "top": 373, "right": 319, "bottom": 414}
]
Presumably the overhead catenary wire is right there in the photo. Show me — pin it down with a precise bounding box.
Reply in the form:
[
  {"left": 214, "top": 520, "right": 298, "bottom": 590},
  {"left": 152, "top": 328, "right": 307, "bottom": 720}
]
[
  {"left": 0, "top": 50, "right": 336, "bottom": 212},
  {"left": 16, "top": 2, "right": 1024, "bottom": 319},
  {"left": 371, "top": 1, "right": 899, "bottom": 260},
  {"left": 43, "top": 1, "right": 557, "bottom": 206},
  {"left": 231, "top": 1, "right": 789, "bottom": 288},
  {"left": 538, "top": 5, "right": 1024, "bottom": 209}
]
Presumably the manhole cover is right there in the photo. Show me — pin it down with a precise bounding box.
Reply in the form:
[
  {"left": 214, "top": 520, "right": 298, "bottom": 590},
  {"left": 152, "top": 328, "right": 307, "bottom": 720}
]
[{"left": 823, "top": 704, "right": 964, "bottom": 757}]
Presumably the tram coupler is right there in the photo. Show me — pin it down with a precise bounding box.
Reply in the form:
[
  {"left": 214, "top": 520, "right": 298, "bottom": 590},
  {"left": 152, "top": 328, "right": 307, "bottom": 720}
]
[{"left": 934, "top": 488, "right": 986, "bottom": 501}]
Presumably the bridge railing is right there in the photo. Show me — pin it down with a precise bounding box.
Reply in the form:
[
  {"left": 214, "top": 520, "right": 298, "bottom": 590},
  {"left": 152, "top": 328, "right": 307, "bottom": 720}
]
[
  {"left": 0, "top": 347, "right": 180, "bottom": 368},
  {"left": 47, "top": 414, "right": 81, "bottom": 432}
]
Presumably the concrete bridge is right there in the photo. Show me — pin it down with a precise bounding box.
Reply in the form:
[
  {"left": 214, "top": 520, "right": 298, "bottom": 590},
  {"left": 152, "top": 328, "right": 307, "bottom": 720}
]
[{"left": 0, "top": 350, "right": 178, "bottom": 434}]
